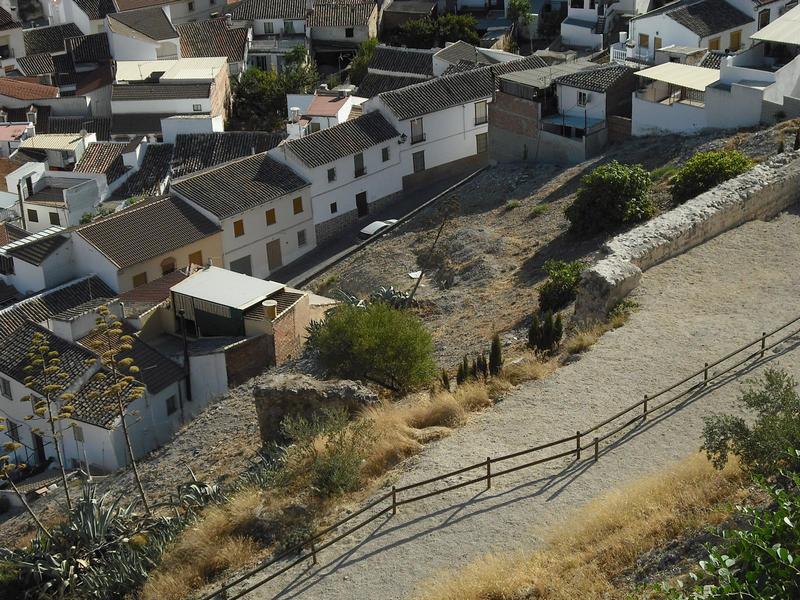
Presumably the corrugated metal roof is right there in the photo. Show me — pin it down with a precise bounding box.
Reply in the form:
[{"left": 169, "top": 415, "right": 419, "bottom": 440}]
[
  {"left": 751, "top": 4, "right": 800, "bottom": 45},
  {"left": 636, "top": 62, "right": 720, "bottom": 91}
]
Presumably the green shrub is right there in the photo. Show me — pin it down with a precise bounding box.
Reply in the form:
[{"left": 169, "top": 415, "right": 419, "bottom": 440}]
[
  {"left": 538, "top": 259, "right": 585, "bottom": 312},
  {"left": 530, "top": 204, "right": 549, "bottom": 218},
  {"left": 489, "top": 334, "right": 503, "bottom": 376},
  {"left": 671, "top": 150, "right": 754, "bottom": 204},
  {"left": 528, "top": 310, "right": 563, "bottom": 354},
  {"left": 702, "top": 368, "right": 800, "bottom": 478},
  {"left": 310, "top": 302, "right": 437, "bottom": 390},
  {"left": 505, "top": 200, "right": 521, "bottom": 210},
  {"left": 650, "top": 164, "right": 678, "bottom": 182},
  {"left": 667, "top": 462, "right": 800, "bottom": 599},
  {"left": 566, "top": 161, "right": 654, "bottom": 235}
]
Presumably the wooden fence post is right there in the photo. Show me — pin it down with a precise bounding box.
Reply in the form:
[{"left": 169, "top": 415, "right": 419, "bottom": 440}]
[
  {"left": 486, "top": 457, "right": 491, "bottom": 489},
  {"left": 391, "top": 486, "right": 397, "bottom": 516},
  {"left": 594, "top": 437, "right": 599, "bottom": 462},
  {"left": 704, "top": 362, "right": 709, "bottom": 386},
  {"left": 761, "top": 332, "right": 766, "bottom": 358},
  {"left": 576, "top": 431, "right": 581, "bottom": 460},
  {"left": 311, "top": 541, "right": 317, "bottom": 565},
  {"left": 643, "top": 394, "right": 648, "bottom": 420}
]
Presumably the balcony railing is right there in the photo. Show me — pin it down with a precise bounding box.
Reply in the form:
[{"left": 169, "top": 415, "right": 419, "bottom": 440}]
[
  {"left": 354, "top": 168, "right": 366, "bottom": 178},
  {"left": 474, "top": 116, "right": 487, "bottom": 126},
  {"left": 250, "top": 35, "right": 309, "bottom": 53},
  {"left": 411, "top": 133, "right": 426, "bottom": 144}
]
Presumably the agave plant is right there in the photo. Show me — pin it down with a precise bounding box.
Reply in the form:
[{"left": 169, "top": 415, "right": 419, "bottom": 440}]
[{"left": 369, "top": 286, "right": 411, "bottom": 309}]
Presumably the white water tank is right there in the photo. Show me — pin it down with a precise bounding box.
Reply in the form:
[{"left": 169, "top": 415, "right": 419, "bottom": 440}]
[
  {"left": 290, "top": 106, "right": 301, "bottom": 122},
  {"left": 619, "top": 32, "right": 628, "bottom": 45}
]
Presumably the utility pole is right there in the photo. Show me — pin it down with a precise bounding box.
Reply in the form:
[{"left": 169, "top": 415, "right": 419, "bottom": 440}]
[{"left": 408, "top": 198, "right": 459, "bottom": 304}]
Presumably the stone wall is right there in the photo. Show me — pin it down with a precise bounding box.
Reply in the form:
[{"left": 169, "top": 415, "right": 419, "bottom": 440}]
[
  {"left": 575, "top": 151, "right": 800, "bottom": 322},
  {"left": 607, "top": 115, "right": 632, "bottom": 143},
  {"left": 488, "top": 91, "right": 541, "bottom": 163},
  {"left": 315, "top": 190, "right": 403, "bottom": 246}
]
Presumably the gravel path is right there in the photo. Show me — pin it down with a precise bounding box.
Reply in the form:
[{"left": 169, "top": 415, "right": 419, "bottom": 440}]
[{"left": 237, "top": 208, "right": 800, "bottom": 600}]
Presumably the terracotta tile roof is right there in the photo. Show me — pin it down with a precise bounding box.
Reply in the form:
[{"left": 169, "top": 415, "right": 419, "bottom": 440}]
[
  {"left": 117, "top": 143, "right": 173, "bottom": 196},
  {"left": 309, "top": 0, "right": 376, "bottom": 27},
  {"left": 74, "top": 142, "right": 129, "bottom": 183},
  {"left": 172, "top": 131, "right": 285, "bottom": 178},
  {"left": 356, "top": 73, "right": 423, "bottom": 97},
  {"left": 172, "top": 153, "right": 309, "bottom": 218},
  {"left": 70, "top": 367, "right": 142, "bottom": 428},
  {"left": 112, "top": 82, "right": 212, "bottom": 101},
  {"left": 177, "top": 18, "right": 249, "bottom": 64},
  {"left": 305, "top": 94, "right": 349, "bottom": 117},
  {"left": 369, "top": 45, "right": 435, "bottom": 77},
  {"left": 75, "top": 65, "right": 114, "bottom": 96},
  {"left": 0, "top": 78, "right": 59, "bottom": 100},
  {"left": 666, "top": 0, "right": 753, "bottom": 37},
  {"left": 230, "top": 0, "right": 308, "bottom": 20},
  {"left": 699, "top": 50, "right": 724, "bottom": 69},
  {"left": 23, "top": 23, "right": 84, "bottom": 55},
  {"left": 118, "top": 267, "right": 190, "bottom": 316},
  {"left": 0, "top": 158, "right": 23, "bottom": 192},
  {"left": 75, "top": 196, "right": 220, "bottom": 268},
  {"left": 0, "top": 275, "right": 116, "bottom": 338},
  {"left": 107, "top": 6, "right": 178, "bottom": 41},
  {"left": 67, "top": 33, "right": 112, "bottom": 64},
  {"left": 283, "top": 110, "right": 398, "bottom": 167},
  {"left": 435, "top": 40, "right": 492, "bottom": 65}
]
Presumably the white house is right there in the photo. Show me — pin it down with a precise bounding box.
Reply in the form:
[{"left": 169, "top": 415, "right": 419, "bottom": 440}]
[
  {"left": 106, "top": 6, "right": 181, "bottom": 61},
  {"left": 0, "top": 7, "right": 25, "bottom": 60},
  {"left": 113, "top": 0, "right": 222, "bottom": 25},
  {"left": 45, "top": 0, "right": 115, "bottom": 35},
  {"left": 561, "top": 0, "right": 653, "bottom": 50},
  {"left": 308, "top": 0, "right": 378, "bottom": 60},
  {"left": 171, "top": 153, "right": 316, "bottom": 278},
  {"left": 269, "top": 110, "right": 403, "bottom": 244},
  {"left": 0, "top": 226, "right": 74, "bottom": 295},
  {"left": 285, "top": 87, "right": 365, "bottom": 138}
]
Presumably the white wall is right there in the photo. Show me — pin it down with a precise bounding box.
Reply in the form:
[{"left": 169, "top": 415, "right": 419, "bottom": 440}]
[
  {"left": 628, "top": 14, "right": 699, "bottom": 61},
  {"left": 161, "top": 115, "right": 224, "bottom": 143},
  {"left": 108, "top": 28, "right": 161, "bottom": 61},
  {"left": 69, "top": 232, "right": 123, "bottom": 291},
  {"left": 559, "top": 85, "right": 606, "bottom": 120},
  {"left": 251, "top": 18, "right": 306, "bottom": 36},
  {"left": 111, "top": 97, "right": 212, "bottom": 115},
  {"left": 631, "top": 93, "right": 708, "bottom": 135},
  {"left": 183, "top": 351, "right": 227, "bottom": 407}
]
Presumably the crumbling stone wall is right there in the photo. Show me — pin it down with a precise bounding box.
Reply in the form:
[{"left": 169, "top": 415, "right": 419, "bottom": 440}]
[{"left": 575, "top": 151, "right": 800, "bottom": 322}]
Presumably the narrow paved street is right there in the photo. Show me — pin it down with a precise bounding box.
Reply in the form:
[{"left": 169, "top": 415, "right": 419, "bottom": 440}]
[{"left": 235, "top": 209, "right": 800, "bottom": 600}]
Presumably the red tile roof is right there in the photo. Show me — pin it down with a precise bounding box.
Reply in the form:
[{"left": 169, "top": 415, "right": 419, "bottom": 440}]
[
  {"left": 0, "top": 78, "right": 59, "bottom": 100},
  {"left": 305, "top": 94, "right": 349, "bottom": 117}
]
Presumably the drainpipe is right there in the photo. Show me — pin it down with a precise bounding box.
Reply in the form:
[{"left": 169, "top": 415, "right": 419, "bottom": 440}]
[
  {"left": 17, "top": 179, "right": 26, "bottom": 230},
  {"left": 178, "top": 309, "right": 193, "bottom": 412}
]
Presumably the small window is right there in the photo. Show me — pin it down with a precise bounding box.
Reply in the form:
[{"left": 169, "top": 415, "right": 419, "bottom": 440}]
[
  {"left": 638, "top": 33, "right": 649, "bottom": 49},
  {"left": 7, "top": 419, "right": 19, "bottom": 441},
  {"left": 327, "top": 167, "right": 336, "bottom": 182},
  {"left": 381, "top": 147, "right": 389, "bottom": 162},
  {"left": 577, "top": 91, "right": 589, "bottom": 107},
  {"left": 708, "top": 37, "right": 720, "bottom": 51},
  {"left": 284, "top": 20, "right": 295, "bottom": 34},
  {"left": 654, "top": 36, "right": 662, "bottom": 50},
  {"left": 49, "top": 212, "right": 60, "bottom": 226},
  {"left": 729, "top": 29, "right": 741, "bottom": 50},
  {"left": 411, "top": 117, "right": 424, "bottom": 144},
  {"left": 330, "top": 202, "right": 338, "bottom": 214},
  {"left": 73, "top": 424, "right": 83, "bottom": 442},
  {"left": 132, "top": 272, "right": 148, "bottom": 288},
  {"left": 187, "top": 1, "right": 194, "bottom": 10},
  {"left": 345, "top": 27, "right": 354, "bottom": 38},
  {"left": 476, "top": 132, "right": 488, "bottom": 154},
  {"left": 264, "top": 21, "right": 274, "bottom": 34},
  {"left": 229, "top": 255, "right": 252, "bottom": 275},
  {"left": 412, "top": 150, "right": 425, "bottom": 173},
  {"left": 297, "top": 229, "right": 307, "bottom": 247},
  {"left": 354, "top": 152, "right": 365, "bottom": 177},
  {"left": 474, "top": 100, "right": 487, "bottom": 125},
  {"left": 758, "top": 8, "right": 770, "bottom": 29},
  {"left": 233, "top": 219, "right": 245, "bottom": 237},
  {"left": 293, "top": 197, "right": 303, "bottom": 214},
  {"left": 27, "top": 208, "right": 38, "bottom": 222},
  {"left": 188, "top": 250, "right": 203, "bottom": 266},
  {"left": 161, "top": 257, "right": 176, "bottom": 275},
  {"left": 265, "top": 208, "right": 276, "bottom": 225},
  {"left": 166, "top": 395, "right": 177, "bottom": 415},
  {"left": 192, "top": 104, "right": 202, "bottom": 112},
  {"left": 0, "top": 377, "right": 11, "bottom": 399}
]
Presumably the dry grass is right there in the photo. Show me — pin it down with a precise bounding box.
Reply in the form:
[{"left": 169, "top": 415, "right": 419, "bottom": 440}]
[
  {"left": 143, "top": 492, "right": 265, "bottom": 600},
  {"left": 413, "top": 453, "right": 745, "bottom": 600},
  {"left": 563, "top": 325, "right": 605, "bottom": 355},
  {"left": 502, "top": 353, "right": 556, "bottom": 385}
]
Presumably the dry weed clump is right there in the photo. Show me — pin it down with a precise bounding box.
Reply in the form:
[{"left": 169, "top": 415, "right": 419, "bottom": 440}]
[
  {"left": 502, "top": 353, "right": 556, "bottom": 385},
  {"left": 413, "top": 453, "right": 745, "bottom": 600}
]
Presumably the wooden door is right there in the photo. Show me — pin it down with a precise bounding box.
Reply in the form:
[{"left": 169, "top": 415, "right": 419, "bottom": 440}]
[
  {"left": 356, "top": 192, "right": 368, "bottom": 217},
  {"left": 729, "top": 30, "right": 741, "bottom": 50},
  {"left": 266, "top": 239, "right": 282, "bottom": 271},
  {"left": 33, "top": 433, "right": 46, "bottom": 464}
]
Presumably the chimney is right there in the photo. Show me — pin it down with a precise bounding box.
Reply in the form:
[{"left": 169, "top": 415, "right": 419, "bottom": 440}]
[
  {"left": 26, "top": 105, "right": 37, "bottom": 125},
  {"left": 262, "top": 299, "right": 278, "bottom": 321},
  {"left": 290, "top": 106, "right": 301, "bottom": 122},
  {"left": 619, "top": 32, "right": 627, "bottom": 45},
  {"left": 0, "top": 108, "right": 7, "bottom": 123},
  {"left": 318, "top": 83, "right": 328, "bottom": 92}
]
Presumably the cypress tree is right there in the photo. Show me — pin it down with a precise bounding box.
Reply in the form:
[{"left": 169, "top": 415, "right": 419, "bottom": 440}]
[
  {"left": 480, "top": 352, "right": 489, "bottom": 380},
  {"left": 528, "top": 313, "right": 541, "bottom": 350},
  {"left": 456, "top": 362, "right": 465, "bottom": 385},
  {"left": 471, "top": 358, "right": 479, "bottom": 380},
  {"left": 462, "top": 355, "right": 469, "bottom": 380},
  {"left": 553, "top": 313, "right": 563, "bottom": 349},
  {"left": 441, "top": 369, "right": 450, "bottom": 390},
  {"left": 489, "top": 334, "right": 503, "bottom": 376}
]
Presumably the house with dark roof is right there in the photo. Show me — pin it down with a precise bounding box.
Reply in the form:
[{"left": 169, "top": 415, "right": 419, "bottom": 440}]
[
  {"left": 268, "top": 111, "right": 402, "bottom": 244},
  {"left": 171, "top": 131, "right": 285, "bottom": 177},
  {"left": 176, "top": 17, "right": 251, "bottom": 75},
  {"left": 356, "top": 45, "right": 435, "bottom": 98},
  {"left": 308, "top": 0, "right": 378, "bottom": 56},
  {"left": 114, "top": 0, "right": 222, "bottom": 25},
  {"left": 285, "top": 88, "right": 366, "bottom": 139},
  {"left": 23, "top": 23, "right": 84, "bottom": 56},
  {"left": 71, "top": 195, "right": 223, "bottom": 292},
  {"left": 106, "top": 6, "right": 180, "bottom": 61},
  {"left": 0, "top": 7, "right": 24, "bottom": 61},
  {"left": 46, "top": 0, "right": 117, "bottom": 37},
  {"left": 0, "top": 226, "right": 75, "bottom": 295},
  {"left": 171, "top": 153, "right": 315, "bottom": 278},
  {"left": 227, "top": 0, "right": 309, "bottom": 72},
  {"left": 625, "top": 0, "right": 755, "bottom": 64},
  {"left": 73, "top": 141, "right": 133, "bottom": 192}
]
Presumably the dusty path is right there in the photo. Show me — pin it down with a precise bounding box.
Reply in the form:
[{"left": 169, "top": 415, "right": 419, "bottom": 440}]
[{"left": 237, "top": 209, "right": 800, "bottom": 600}]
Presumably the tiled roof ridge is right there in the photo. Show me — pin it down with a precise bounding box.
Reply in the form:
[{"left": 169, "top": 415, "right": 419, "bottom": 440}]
[
  {"left": 0, "top": 274, "right": 108, "bottom": 318},
  {"left": 75, "top": 195, "right": 168, "bottom": 233},
  {"left": 170, "top": 150, "right": 268, "bottom": 184}
]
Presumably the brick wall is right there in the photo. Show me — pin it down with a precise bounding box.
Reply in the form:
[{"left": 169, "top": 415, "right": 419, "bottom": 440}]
[
  {"left": 607, "top": 115, "right": 632, "bottom": 143},
  {"left": 224, "top": 334, "right": 272, "bottom": 386},
  {"left": 488, "top": 91, "right": 541, "bottom": 163}
]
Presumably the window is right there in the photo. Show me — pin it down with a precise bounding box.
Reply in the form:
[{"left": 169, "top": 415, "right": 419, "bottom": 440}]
[
  {"left": 654, "top": 36, "right": 662, "bottom": 50},
  {"left": 264, "top": 21, "right": 274, "bottom": 34},
  {"left": 265, "top": 208, "right": 276, "bottom": 225},
  {"left": 577, "top": 91, "right": 589, "bottom": 106},
  {"left": 161, "top": 257, "right": 176, "bottom": 275},
  {"left": 284, "top": 20, "right": 295, "bottom": 34},
  {"left": 0, "top": 377, "right": 11, "bottom": 399},
  {"left": 411, "top": 117, "right": 424, "bottom": 144},
  {"left": 476, "top": 132, "right": 488, "bottom": 154},
  {"left": 233, "top": 219, "right": 245, "bottom": 237},
  {"left": 307, "top": 122, "right": 320, "bottom": 133},
  {"left": 229, "top": 255, "right": 252, "bottom": 275},
  {"left": 381, "top": 147, "right": 389, "bottom": 162},
  {"left": 7, "top": 420, "right": 19, "bottom": 442},
  {"left": 708, "top": 37, "right": 720, "bottom": 51},
  {"left": 192, "top": 104, "right": 202, "bottom": 112},
  {"left": 293, "top": 197, "right": 303, "bottom": 214},
  {"left": 345, "top": 27, "right": 354, "bottom": 38},
  {"left": 132, "top": 272, "right": 148, "bottom": 288},
  {"left": 330, "top": 202, "right": 338, "bottom": 213},
  {"left": 474, "top": 100, "right": 487, "bottom": 125},
  {"left": 297, "top": 229, "right": 307, "bottom": 247},
  {"left": 570, "top": 0, "right": 582, "bottom": 7},
  {"left": 188, "top": 250, "right": 203, "bottom": 266},
  {"left": 73, "top": 424, "right": 83, "bottom": 442},
  {"left": 166, "top": 395, "right": 177, "bottom": 415},
  {"left": 327, "top": 167, "right": 336, "bottom": 182},
  {"left": 49, "top": 212, "right": 60, "bottom": 226},
  {"left": 354, "top": 152, "right": 365, "bottom": 177},
  {"left": 758, "top": 8, "right": 770, "bottom": 29},
  {"left": 412, "top": 150, "right": 425, "bottom": 173},
  {"left": 638, "top": 33, "right": 649, "bottom": 49},
  {"left": 729, "top": 30, "right": 742, "bottom": 50},
  {"left": 27, "top": 208, "right": 38, "bottom": 222},
  {"left": 187, "top": 1, "right": 194, "bottom": 10},
  {"left": 0, "top": 254, "right": 13, "bottom": 275}
]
